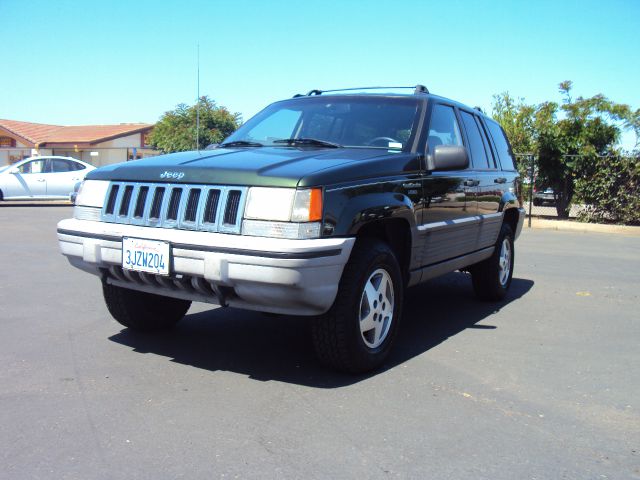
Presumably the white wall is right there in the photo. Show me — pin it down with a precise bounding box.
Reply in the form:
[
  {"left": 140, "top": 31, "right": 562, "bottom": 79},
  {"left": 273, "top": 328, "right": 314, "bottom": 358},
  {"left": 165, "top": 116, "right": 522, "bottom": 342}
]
[{"left": 96, "top": 133, "right": 142, "bottom": 149}]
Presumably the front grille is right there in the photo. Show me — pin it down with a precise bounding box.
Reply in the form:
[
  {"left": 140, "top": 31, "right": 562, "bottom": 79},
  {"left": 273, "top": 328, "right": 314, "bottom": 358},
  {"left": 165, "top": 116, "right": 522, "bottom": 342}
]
[
  {"left": 149, "top": 187, "right": 165, "bottom": 219},
  {"left": 101, "top": 182, "right": 248, "bottom": 234},
  {"left": 203, "top": 189, "right": 220, "bottom": 224},
  {"left": 224, "top": 190, "right": 242, "bottom": 224},
  {"left": 119, "top": 186, "right": 133, "bottom": 216}
]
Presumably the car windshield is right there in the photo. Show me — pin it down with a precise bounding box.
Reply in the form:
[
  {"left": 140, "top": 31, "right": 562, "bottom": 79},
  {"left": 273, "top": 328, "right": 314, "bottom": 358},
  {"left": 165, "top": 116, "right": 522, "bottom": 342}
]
[{"left": 222, "top": 96, "right": 420, "bottom": 150}]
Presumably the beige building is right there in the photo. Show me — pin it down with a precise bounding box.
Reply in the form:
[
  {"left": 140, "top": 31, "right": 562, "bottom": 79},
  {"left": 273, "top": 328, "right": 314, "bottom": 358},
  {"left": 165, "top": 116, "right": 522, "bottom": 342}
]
[{"left": 0, "top": 119, "right": 158, "bottom": 168}]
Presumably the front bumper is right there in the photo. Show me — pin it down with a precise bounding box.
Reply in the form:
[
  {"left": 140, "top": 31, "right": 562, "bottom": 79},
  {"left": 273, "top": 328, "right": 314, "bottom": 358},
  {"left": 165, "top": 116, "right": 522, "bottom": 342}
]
[{"left": 57, "top": 218, "right": 355, "bottom": 316}]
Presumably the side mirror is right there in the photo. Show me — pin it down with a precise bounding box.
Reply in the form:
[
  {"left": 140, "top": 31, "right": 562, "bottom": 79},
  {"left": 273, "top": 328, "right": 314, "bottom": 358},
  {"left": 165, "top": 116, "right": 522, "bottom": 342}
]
[
  {"left": 9, "top": 167, "right": 19, "bottom": 174},
  {"left": 428, "top": 145, "right": 469, "bottom": 171}
]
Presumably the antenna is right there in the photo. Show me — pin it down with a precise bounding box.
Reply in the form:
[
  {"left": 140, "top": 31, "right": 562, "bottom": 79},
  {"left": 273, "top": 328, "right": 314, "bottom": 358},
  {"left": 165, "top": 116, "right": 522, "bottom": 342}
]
[{"left": 196, "top": 43, "right": 200, "bottom": 152}]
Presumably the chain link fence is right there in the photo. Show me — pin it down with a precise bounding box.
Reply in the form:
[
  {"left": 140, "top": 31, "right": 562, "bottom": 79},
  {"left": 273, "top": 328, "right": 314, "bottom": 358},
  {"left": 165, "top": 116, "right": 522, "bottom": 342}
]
[{"left": 515, "top": 154, "right": 583, "bottom": 224}]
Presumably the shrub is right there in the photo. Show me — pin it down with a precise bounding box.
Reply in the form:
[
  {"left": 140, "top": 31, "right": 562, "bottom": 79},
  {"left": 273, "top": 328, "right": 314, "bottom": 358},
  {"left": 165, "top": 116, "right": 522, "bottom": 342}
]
[{"left": 576, "top": 155, "right": 640, "bottom": 225}]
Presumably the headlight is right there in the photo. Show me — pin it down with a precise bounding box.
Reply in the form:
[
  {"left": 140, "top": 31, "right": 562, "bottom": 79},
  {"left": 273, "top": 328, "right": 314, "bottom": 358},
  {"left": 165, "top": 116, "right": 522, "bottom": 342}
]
[
  {"left": 75, "top": 180, "right": 110, "bottom": 208},
  {"left": 244, "top": 187, "right": 322, "bottom": 222},
  {"left": 74, "top": 180, "right": 110, "bottom": 221},
  {"left": 244, "top": 187, "right": 296, "bottom": 221},
  {"left": 243, "top": 187, "right": 323, "bottom": 239}
]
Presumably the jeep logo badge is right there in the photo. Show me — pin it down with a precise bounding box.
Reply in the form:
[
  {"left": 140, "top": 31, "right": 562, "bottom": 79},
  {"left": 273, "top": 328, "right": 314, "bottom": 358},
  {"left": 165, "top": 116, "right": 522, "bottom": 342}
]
[{"left": 160, "top": 171, "right": 185, "bottom": 180}]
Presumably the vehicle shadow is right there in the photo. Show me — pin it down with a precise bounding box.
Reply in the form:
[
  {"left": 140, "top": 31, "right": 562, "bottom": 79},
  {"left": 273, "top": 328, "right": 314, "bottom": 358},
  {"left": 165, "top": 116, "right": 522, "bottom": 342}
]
[{"left": 109, "top": 272, "right": 534, "bottom": 388}]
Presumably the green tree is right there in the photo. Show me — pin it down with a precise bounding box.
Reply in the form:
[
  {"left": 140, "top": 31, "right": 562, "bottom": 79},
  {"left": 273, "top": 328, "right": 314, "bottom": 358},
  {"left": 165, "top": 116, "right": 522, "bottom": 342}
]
[
  {"left": 493, "top": 82, "right": 638, "bottom": 219},
  {"left": 491, "top": 92, "right": 536, "bottom": 157},
  {"left": 535, "top": 81, "right": 632, "bottom": 218},
  {"left": 491, "top": 93, "right": 537, "bottom": 196},
  {"left": 148, "top": 96, "right": 241, "bottom": 153}
]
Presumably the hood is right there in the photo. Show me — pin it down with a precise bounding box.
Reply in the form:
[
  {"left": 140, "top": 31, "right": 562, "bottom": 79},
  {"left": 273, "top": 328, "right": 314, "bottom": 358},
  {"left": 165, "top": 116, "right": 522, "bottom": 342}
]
[{"left": 87, "top": 147, "right": 420, "bottom": 187}]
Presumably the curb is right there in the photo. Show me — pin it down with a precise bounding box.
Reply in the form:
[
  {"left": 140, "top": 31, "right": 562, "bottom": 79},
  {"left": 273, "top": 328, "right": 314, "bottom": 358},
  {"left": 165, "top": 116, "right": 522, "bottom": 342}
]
[{"left": 528, "top": 218, "right": 640, "bottom": 236}]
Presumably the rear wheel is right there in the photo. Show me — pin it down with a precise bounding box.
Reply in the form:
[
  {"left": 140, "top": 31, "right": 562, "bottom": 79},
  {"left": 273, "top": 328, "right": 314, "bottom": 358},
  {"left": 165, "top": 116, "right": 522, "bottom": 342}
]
[
  {"left": 312, "top": 238, "right": 403, "bottom": 373},
  {"left": 103, "top": 281, "right": 191, "bottom": 331},
  {"left": 471, "top": 223, "right": 514, "bottom": 301}
]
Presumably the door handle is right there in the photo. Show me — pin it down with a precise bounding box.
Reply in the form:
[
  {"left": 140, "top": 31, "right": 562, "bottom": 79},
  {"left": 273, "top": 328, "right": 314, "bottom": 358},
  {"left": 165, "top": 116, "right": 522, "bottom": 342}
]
[
  {"left": 464, "top": 179, "right": 479, "bottom": 187},
  {"left": 37, "top": 178, "right": 46, "bottom": 182},
  {"left": 402, "top": 182, "right": 421, "bottom": 189},
  {"left": 494, "top": 177, "right": 507, "bottom": 184}
]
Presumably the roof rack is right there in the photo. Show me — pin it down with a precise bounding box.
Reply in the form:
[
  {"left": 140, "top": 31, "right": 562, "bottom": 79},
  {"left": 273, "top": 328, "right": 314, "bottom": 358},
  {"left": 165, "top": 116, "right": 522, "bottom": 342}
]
[{"left": 293, "top": 85, "right": 429, "bottom": 98}]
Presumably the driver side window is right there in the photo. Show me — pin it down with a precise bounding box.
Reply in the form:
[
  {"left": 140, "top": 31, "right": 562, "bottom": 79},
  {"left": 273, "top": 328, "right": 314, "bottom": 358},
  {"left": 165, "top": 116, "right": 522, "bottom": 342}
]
[
  {"left": 18, "top": 159, "right": 45, "bottom": 174},
  {"left": 427, "top": 104, "right": 463, "bottom": 155}
]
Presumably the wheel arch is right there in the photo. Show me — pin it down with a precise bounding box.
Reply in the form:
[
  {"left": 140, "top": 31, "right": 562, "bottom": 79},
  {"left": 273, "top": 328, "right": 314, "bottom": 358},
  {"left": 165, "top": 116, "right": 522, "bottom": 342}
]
[
  {"left": 353, "top": 217, "right": 413, "bottom": 286},
  {"left": 502, "top": 206, "right": 519, "bottom": 236}
]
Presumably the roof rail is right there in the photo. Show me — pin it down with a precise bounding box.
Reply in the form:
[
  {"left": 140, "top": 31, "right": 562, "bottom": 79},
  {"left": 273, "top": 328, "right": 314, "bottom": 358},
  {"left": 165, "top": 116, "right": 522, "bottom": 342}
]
[{"left": 293, "top": 85, "right": 429, "bottom": 97}]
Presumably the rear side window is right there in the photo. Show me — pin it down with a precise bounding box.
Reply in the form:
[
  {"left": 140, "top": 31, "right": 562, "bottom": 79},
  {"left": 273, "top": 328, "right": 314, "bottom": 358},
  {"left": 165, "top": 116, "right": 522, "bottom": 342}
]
[
  {"left": 460, "top": 111, "right": 490, "bottom": 169},
  {"left": 427, "top": 104, "right": 463, "bottom": 155},
  {"left": 485, "top": 119, "right": 516, "bottom": 171},
  {"left": 51, "top": 159, "right": 76, "bottom": 172}
]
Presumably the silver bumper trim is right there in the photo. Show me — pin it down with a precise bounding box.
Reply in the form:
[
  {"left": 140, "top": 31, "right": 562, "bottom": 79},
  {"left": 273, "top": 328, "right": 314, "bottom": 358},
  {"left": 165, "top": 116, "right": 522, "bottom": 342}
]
[{"left": 57, "top": 218, "right": 355, "bottom": 316}]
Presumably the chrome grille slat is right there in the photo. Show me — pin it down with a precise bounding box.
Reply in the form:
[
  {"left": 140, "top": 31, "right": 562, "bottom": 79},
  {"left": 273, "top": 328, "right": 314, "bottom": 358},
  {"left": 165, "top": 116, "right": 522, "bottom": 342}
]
[{"left": 100, "top": 182, "right": 248, "bottom": 234}]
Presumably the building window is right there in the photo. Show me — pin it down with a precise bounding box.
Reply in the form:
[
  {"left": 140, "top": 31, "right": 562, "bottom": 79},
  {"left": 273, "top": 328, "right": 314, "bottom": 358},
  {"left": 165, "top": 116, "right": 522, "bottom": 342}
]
[
  {"left": 0, "top": 136, "right": 16, "bottom": 148},
  {"left": 142, "top": 131, "right": 152, "bottom": 147}
]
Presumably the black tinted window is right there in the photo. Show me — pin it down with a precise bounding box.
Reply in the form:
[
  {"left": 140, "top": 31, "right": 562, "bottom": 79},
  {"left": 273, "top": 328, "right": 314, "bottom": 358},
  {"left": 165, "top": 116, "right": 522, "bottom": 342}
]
[
  {"left": 427, "top": 104, "right": 463, "bottom": 155},
  {"left": 460, "top": 111, "right": 489, "bottom": 169},
  {"left": 476, "top": 118, "right": 498, "bottom": 169},
  {"left": 486, "top": 120, "right": 516, "bottom": 170},
  {"left": 51, "top": 159, "right": 75, "bottom": 172}
]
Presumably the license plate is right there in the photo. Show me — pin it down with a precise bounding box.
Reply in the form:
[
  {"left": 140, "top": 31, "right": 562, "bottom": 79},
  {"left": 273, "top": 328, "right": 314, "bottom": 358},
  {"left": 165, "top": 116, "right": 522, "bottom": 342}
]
[{"left": 122, "top": 237, "right": 170, "bottom": 276}]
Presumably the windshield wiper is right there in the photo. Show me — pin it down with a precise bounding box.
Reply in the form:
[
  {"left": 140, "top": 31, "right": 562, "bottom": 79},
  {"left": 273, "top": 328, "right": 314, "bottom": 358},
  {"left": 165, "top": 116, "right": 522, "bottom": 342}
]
[
  {"left": 219, "top": 140, "right": 264, "bottom": 148},
  {"left": 273, "top": 138, "right": 342, "bottom": 148}
]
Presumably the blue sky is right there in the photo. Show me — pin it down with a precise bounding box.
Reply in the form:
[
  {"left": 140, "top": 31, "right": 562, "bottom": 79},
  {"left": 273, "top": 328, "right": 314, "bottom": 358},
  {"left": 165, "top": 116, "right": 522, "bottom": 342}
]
[{"left": 2, "top": 0, "right": 639, "bottom": 147}]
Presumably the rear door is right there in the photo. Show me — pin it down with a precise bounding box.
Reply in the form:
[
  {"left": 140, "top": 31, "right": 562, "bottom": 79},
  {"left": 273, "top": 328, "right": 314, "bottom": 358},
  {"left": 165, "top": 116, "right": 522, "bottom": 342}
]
[
  {"left": 459, "top": 110, "right": 504, "bottom": 249},
  {"left": 46, "top": 159, "right": 87, "bottom": 197}
]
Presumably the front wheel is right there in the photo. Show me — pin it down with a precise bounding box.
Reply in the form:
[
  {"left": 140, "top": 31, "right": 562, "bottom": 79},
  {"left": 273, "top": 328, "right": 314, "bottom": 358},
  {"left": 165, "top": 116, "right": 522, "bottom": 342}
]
[
  {"left": 312, "top": 238, "right": 403, "bottom": 373},
  {"left": 103, "top": 281, "right": 191, "bottom": 331},
  {"left": 470, "top": 223, "right": 514, "bottom": 301}
]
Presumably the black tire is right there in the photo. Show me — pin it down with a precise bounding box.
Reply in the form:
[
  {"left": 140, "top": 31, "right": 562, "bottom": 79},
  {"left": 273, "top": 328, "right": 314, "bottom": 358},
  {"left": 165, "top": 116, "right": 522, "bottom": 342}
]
[
  {"left": 312, "top": 238, "right": 403, "bottom": 373},
  {"left": 532, "top": 198, "right": 542, "bottom": 206},
  {"left": 470, "top": 223, "right": 514, "bottom": 301},
  {"left": 102, "top": 281, "right": 191, "bottom": 331}
]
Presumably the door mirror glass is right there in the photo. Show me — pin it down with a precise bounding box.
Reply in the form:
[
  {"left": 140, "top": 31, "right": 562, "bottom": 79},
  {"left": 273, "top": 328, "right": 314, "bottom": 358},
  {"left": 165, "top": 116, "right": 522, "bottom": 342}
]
[{"left": 430, "top": 145, "right": 469, "bottom": 171}]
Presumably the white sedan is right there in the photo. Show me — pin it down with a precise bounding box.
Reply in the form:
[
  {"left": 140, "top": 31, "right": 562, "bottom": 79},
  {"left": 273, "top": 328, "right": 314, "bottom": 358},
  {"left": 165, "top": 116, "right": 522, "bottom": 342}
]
[{"left": 0, "top": 156, "right": 95, "bottom": 201}]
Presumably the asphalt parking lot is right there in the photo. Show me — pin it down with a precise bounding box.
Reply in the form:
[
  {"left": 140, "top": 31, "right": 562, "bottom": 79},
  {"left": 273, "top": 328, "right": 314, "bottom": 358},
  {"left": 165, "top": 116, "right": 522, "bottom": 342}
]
[{"left": 1, "top": 204, "right": 638, "bottom": 480}]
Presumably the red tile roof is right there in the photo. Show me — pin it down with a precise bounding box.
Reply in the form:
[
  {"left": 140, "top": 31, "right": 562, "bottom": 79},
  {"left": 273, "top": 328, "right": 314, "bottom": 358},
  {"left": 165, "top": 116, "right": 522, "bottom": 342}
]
[{"left": 0, "top": 119, "right": 153, "bottom": 146}]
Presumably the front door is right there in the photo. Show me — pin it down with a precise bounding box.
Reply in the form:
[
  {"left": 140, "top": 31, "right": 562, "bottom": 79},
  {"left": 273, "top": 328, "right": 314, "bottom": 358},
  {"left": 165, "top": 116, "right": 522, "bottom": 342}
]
[
  {"left": 4, "top": 159, "right": 47, "bottom": 198},
  {"left": 419, "top": 103, "right": 478, "bottom": 267}
]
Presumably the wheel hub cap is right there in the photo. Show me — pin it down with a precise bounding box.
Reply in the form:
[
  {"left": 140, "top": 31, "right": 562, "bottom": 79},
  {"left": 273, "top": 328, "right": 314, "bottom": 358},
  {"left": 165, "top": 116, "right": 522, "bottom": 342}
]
[
  {"left": 498, "top": 238, "right": 512, "bottom": 286},
  {"left": 359, "top": 268, "right": 394, "bottom": 349}
]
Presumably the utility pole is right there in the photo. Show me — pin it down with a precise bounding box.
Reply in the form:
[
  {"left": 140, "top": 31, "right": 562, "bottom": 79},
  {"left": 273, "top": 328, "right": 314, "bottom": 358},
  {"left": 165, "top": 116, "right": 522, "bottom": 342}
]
[{"left": 196, "top": 43, "right": 200, "bottom": 152}]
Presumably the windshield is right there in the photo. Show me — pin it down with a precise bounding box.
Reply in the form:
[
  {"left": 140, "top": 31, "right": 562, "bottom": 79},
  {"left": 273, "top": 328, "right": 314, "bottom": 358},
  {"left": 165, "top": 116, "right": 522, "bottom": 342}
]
[{"left": 223, "top": 96, "right": 420, "bottom": 150}]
